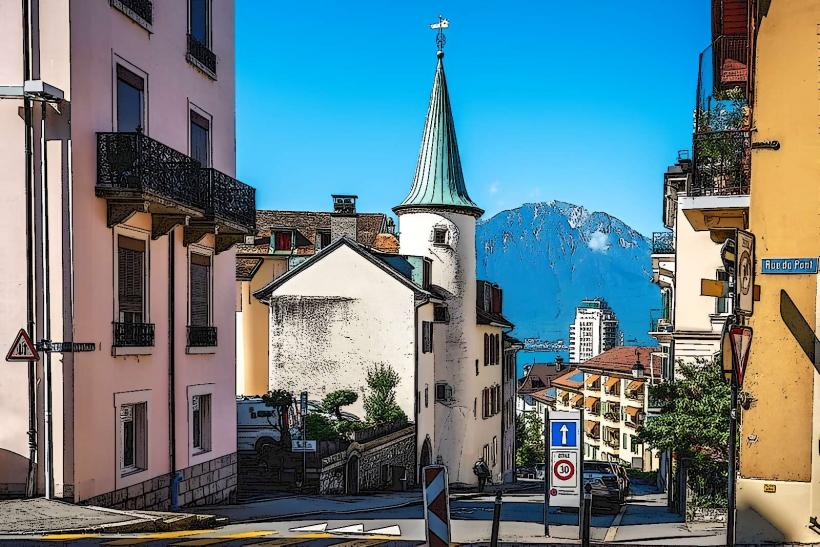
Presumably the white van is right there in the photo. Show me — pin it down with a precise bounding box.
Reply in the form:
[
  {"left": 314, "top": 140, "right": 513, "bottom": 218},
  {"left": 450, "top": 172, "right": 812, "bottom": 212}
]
[{"left": 237, "top": 396, "right": 285, "bottom": 453}]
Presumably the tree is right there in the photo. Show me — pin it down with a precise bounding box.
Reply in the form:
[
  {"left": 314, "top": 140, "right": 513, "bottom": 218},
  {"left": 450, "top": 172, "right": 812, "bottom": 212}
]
[
  {"left": 261, "top": 389, "right": 295, "bottom": 450},
  {"left": 516, "top": 412, "right": 544, "bottom": 467},
  {"left": 322, "top": 389, "right": 359, "bottom": 420},
  {"left": 363, "top": 363, "right": 408, "bottom": 425},
  {"left": 305, "top": 413, "right": 340, "bottom": 441}
]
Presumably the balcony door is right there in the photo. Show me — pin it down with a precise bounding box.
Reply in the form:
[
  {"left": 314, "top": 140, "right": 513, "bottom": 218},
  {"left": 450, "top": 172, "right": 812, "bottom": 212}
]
[{"left": 116, "top": 64, "right": 144, "bottom": 133}]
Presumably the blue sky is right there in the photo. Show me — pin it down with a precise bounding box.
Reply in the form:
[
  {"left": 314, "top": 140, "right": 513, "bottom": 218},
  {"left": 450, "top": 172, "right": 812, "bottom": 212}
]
[{"left": 236, "top": 2, "right": 709, "bottom": 236}]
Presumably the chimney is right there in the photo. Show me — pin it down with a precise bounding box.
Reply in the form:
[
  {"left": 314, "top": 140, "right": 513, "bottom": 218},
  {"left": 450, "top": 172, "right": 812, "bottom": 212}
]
[{"left": 330, "top": 194, "right": 358, "bottom": 242}]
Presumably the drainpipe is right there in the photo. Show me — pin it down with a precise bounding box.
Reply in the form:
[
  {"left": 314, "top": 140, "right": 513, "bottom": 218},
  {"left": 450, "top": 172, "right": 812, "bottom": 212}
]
[
  {"left": 40, "top": 100, "right": 54, "bottom": 499},
  {"left": 21, "top": 0, "right": 38, "bottom": 499},
  {"left": 168, "top": 228, "right": 178, "bottom": 509}
]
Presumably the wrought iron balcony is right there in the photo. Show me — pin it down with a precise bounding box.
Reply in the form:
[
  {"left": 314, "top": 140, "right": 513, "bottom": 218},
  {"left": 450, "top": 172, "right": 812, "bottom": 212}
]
[
  {"left": 96, "top": 132, "right": 205, "bottom": 220},
  {"left": 187, "top": 34, "right": 216, "bottom": 77},
  {"left": 200, "top": 168, "right": 256, "bottom": 233},
  {"left": 604, "top": 412, "right": 620, "bottom": 423},
  {"left": 713, "top": 35, "right": 748, "bottom": 92},
  {"left": 651, "top": 232, "right": 674, "bottom": 254},
  {"left": 188, "top": 326, "right": 217, "bottom": 348},
  {"left": 110, "top": 0, "right": 152, "bottom": 27},
  {"left": 114, "top": 322, "right": 155, "bottom": 347},
  {"left": 690, "top": 130, "right": 751, "bottom": 197}
]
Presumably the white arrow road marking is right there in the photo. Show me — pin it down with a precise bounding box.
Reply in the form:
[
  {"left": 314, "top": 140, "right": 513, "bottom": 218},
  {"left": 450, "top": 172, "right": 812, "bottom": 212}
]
[
  {"left": 288, "top": 523, "right": 327, "bottom": 532},
  {"left": 363, "top": 525, "right": 401, "bottom": 536},
  {"left": 326, "top": 524, "right": 364, "bottom": 534},
  {"left": 560, "top": 424, "right": 568, "bottom": 445}
]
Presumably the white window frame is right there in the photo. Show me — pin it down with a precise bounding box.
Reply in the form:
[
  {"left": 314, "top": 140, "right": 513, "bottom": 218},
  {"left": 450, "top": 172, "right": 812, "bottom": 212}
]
[
  {"left": 112, "top": 225, "right": 151, "bottom": 357},
  {"left": 114, "top": 389, "right": 151, "bottom": 489},
  {"left": 112, "top": 54, "right": 148, "bottom": 133},
  {"left": 187, "top": 383, "right": 216, "bottom": 466}
]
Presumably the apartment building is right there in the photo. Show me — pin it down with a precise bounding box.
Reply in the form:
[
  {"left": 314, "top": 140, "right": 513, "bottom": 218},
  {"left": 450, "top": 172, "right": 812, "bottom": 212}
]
[
  {"left": 501, "top": 335, "right": 523, "bottom": 483},
  {"left": 552, "top": 347, "right": 659, "bottom": 470},
  {"left": 0, "top": 1, "right": 254, "bottom": 507},
  {"left": 569, "top": 298, "right": 620, "bottom": 363}
]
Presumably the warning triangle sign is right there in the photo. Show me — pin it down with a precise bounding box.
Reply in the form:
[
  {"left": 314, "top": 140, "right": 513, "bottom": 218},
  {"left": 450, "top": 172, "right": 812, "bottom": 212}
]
[
  {"left": 729, "top": 326, "right": 753, "bottom": 387},
  {"left": 6, "top": 329, "right": 39, "bottom": 362}
]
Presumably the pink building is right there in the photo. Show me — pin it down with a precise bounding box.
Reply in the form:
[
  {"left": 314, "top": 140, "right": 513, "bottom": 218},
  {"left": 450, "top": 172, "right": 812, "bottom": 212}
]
[{"left": 0, "top": 0, "right": 254, "bottom": 509}]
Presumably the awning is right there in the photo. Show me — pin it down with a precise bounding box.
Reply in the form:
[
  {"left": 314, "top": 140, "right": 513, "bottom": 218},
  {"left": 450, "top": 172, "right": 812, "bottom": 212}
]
[
  {"left": 571, "top": 394, "right": 584, "bottom": 407},
  {"left": 585, "top": 420, "right": 600, "bottom": 434},
  {"left": 585, "top": 374, "right": 600, "bottom": 387},
  {"left": 605, "top": 377, "right": 620, "bottom": 389},
  {"left": 626, "top": 380, "right": 644, "bottom": 392},
  {"left": 585, "top": 396, "right": 600, "bottom": 410},
  {"left": 624, "top": 406, "right": 642, "bottom": 417}
]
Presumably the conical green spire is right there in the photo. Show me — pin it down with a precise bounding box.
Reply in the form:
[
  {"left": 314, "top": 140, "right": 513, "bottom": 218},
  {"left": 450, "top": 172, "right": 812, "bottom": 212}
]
[{"left": 394, "top": 52, "right": 483, "bottom": 217}]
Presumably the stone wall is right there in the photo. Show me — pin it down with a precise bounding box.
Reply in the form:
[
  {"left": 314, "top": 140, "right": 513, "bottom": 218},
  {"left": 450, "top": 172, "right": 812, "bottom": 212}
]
[{"left": 82, "top": 452, "right": 236, "bottom": 510}]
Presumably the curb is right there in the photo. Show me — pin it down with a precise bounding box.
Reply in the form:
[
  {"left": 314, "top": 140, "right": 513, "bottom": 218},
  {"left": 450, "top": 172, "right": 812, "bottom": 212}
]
[{"left": 232, "top": 497, "right": 425, "bottom": 524}]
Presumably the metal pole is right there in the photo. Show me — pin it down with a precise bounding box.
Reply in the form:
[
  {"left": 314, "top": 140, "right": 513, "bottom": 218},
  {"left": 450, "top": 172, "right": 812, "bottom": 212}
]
[
  {"left": 39, "top": 100, "right": 53, "bottom": 499},
  {"left": 490, "top": 490, "right": 502, "bottom": 546},
  {"left": 544, "top": 407, "right": 549, "bottom": 537},
  {"left": 581, "top": 483, "right": 592, "bottom": 547},
  {"left": 727, "top": 377, "right": 738, "bottom": 547}
]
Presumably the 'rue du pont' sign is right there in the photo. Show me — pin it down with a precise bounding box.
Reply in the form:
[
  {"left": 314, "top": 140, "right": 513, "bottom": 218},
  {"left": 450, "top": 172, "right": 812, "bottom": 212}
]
[{"left": 761, "top": 258, "right": 818, "bottom": 275}]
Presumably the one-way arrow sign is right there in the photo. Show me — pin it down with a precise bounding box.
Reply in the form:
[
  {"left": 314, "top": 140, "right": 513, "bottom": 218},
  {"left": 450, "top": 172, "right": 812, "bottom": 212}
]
[{"left": 6, "top": 329, "right": 39, "bottom": 362}]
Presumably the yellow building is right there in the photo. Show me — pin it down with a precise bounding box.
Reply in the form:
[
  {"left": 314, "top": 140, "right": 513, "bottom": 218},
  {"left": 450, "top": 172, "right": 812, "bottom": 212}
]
[{"left": 681, "top": 1, "right": 820, "bottom": 542}]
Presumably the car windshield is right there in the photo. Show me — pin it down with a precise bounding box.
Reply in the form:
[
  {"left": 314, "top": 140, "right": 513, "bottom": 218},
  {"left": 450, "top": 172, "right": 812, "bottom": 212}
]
[{"left": 584, "top": 463, "right": 614, "bottom": 474}]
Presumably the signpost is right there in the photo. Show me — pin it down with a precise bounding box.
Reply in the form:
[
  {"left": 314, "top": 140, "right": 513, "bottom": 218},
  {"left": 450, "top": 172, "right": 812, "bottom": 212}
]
[
  {"left": 291, "top": 439, "right": 317, "bottom": 452},
  {"left": 6, "top": 329, "right": 39, "bottom": 362},
  {"left": 546, "top": 409, "right": 583, "bottom": 538},
  {"left": 422, "top": 465, "right": 451, "bottom": 547},
  {"left": 299, "top": 391, "right": 309, "bottom": 488},
  {"left": 735, "top": 230, "right": 755, "bottom": 316},
  {"left": 761, "top": 257, "right": 818, "bottom": 275}
]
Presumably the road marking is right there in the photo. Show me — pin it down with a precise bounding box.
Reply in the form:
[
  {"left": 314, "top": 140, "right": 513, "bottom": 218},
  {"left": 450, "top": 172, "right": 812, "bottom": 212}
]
[
  {"left": 604, "top": 501, "right": 629, "bottom": 542},
  {"left": 41, "top": 534, "right": 100, "bottom": 541},
  {"left": 327, "top": 523, "right": 364, "bottom": 534},
  {"left": 246, "top": 539, "right": 317, "bottom": 546},
  {"left": 171, "top": 531, "right": 277, "bottom": 545},
  {"left": 327, "top": 541, "right": 389, "bottom": 546},
  {"left": 362, "top": 525, "right": 401, "bottom": 536},
  {"left": 289, "top": 523, "right": 328, "bottom": 532},
  {"left": 102, "top": 530, "right": 209, "bottom": 545}
]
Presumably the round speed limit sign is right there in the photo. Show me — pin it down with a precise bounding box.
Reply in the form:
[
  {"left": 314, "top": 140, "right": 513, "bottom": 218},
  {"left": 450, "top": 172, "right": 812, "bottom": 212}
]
[{"left": 553, "top": 459, "right": 575, "bottom": 481}]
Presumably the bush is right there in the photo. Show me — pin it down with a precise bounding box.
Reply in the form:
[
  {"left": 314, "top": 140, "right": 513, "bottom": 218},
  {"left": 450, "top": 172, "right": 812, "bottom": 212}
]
[{"left": 305, "top": 413, "right": 340, "bottom": 441}]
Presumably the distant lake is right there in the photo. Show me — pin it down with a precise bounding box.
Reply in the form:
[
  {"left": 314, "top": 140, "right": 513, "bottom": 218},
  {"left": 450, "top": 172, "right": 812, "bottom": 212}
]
[{"left": 516, "top": 349, "right": 570, "bottom": 379}]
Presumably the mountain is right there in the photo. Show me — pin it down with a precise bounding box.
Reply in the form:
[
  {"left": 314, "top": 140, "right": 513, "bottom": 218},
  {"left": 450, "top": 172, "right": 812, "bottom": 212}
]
[{"left": 476, "top": 201, "right": 660, "bottom": 346}]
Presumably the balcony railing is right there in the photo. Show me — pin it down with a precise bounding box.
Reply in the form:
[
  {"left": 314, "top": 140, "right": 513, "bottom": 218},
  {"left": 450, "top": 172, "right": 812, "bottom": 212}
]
[
  {"left": 187, "top": 34, "right": 217, "bottom": 76},
  {"left": 187, "top": 326, "right": 217, "bottom": 348},
  {"left": 604, "top": 412, "right": 620, "bottom": 423},
  {"left": 114, "top": 322, "right": 155, "bottom": 347},
  {"left": 96, "top": 132, "right": 205, "bottom": 212},
  {"left": 201, "top": 168, "right": 257, "bottom": 233},
  {"left": 651, "top": 232, "right": 674, "bottom": 254},
  {"left": 110, "top": 0, "right": 152, "bottom": 27},
  {"left": 714, "top": 35, "right": 749, "bottom": 91},
  {"left": 649, "top": 308, "right": 672, "bottom": 333},
  {"left": 690, "top": 130, "right": 751, "bottom": 197}
]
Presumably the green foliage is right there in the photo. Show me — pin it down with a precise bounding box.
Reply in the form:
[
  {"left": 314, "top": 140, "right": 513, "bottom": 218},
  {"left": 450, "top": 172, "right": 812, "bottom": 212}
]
[
  {"left": 363, "top": 364, "right": 408, "bottom": 426},
  {"left": 637, "top": 358, "right": 730, "bottom": 460},
  {"left": 305, "top": 412, "right": 340, "bottom": 441},
  {"left": 322, "top": 389, "right": 359, "bottom": 419},
  {"left": 261, "top": 389, "right": 296, "bottom": 448},
  {"left": 335, "top": 419, "right": 366, "bottom": 436},
  {"left": 516, "top": 412, "right": 544, "bottom": 467}
]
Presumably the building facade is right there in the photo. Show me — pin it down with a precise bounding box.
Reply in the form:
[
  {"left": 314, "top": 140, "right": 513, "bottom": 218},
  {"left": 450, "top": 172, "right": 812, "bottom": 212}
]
[
  {"left": 0, "top": 1, "right": 254, "bottom": 507},
  {"left": 553, "top": 347, "right": 660, "bottom": 470},
  {"left": 569, "top": 299, "right": 620, "bottom": 363},
  {"left": 501, "top": 335, "right": 523, "bottom": 483}
]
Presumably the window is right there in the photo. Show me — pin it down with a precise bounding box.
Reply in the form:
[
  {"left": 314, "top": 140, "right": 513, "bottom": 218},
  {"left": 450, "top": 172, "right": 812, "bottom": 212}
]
[
  {"left": 190, "top": 253, "right": 211, "bottom": 326},
  {"left": 273, "top": 231, "right": 293, "bottom": 251},
  {"left": 716, "top": 269, "right": 731, "bottom": 314},
  {"left": 192, "top": 394, "right": 212, "bottom": 453},
  {"left": 623, "top": 433, "right": 628, "bottom": 449},
  {"left": 475, "top": 359, "right": 479, "bottom": 376},
  {"left": 120, "top": 402, "right": 147, "bottom": 474},
  {"left": 190, "top": 110, "right": 210, "bottom": 167},
  {"left": 484, "top": 334, "right": 489, "bottom": 365},
  {"left": 422, "top": 259, "right": 432, "bottom": 289},
  {"left": 316, "top": 230, "right": 331, "bottom": 250},
  {"left": 433, "top": 304, "right": 449, "bottom": 323},
  {"left": 492, "top": 436, "right": 498, "bottom": 466},
  {"left": 483, "top": 444, "right": 490, "bottom": 463},
  {"left": 433, "top": 227, "right": 448, "bottom": 245},
  {"left": 422, "top": 321, "right": 433, "bottom": 353},
  {"left": 424, "top": 385, "right": 429, "bottom": 408},
  {"left": 189, "top": 0, "right": 210, "bottom": 46},
  {"left": 435, "top": 383, "right": 452, "bottom": 402},
  {"left": 473, "top": 397, "right": 477, "bottom": 417},
  {"left": 118, "top": 235, "right": 146, "bottom": 323},
  {"left": 116, "top": 64, "right": 144, "bottom": 132}
]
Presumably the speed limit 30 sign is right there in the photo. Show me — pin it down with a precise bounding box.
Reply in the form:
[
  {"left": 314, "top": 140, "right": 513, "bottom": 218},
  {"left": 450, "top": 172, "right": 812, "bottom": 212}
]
[{"left": 550, "top": 450, "right": 578, "bottom": 488}]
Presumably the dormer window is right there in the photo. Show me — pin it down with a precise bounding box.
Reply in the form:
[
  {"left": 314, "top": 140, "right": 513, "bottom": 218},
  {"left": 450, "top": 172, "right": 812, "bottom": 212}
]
[
  {"left": 273, "top": 230, "right": 293, "bottom": 252},
  {"left": 433, "top": 228, "right": 448, "bottom": 246},
  {"left": 316, "top": 230, "right": 331, "bottom": 250}
]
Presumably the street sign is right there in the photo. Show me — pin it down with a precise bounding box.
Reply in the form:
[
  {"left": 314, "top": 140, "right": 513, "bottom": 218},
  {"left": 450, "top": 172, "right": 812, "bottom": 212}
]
[
  {"left": 291, "top": 439, "right": 317, "bottom": 452},
  {"left": 761, "top": 258, "right": 818, "bottom": 275},
  {"left": 721, "top": 327, "right": 734, "bottom": 382},
  {"left": 735, "top": 230, "right": 755, "bottom": 316},
  {"left": 548, "top": 410, "right": 582, "bottom": 508},
  {"left": 729, "top": 325, "right": 753, "bottom": 387},
  {"left": 300, "top": 391, "right": 308, "bottom": 415},
  {"left": 6, "top": 329, "right": 39, "bottom": 362},
  {"left": 43, "top": 342, "right": 96, "bottom": 353},
  {"left": 422, "top": 465, "right": 450, "bottom": 547},
  {"left": 720, "top": 238, "right": 736, "bottom": 274},
  {"left": 701, "top": 278, "right": 729, "bottom": 298}
]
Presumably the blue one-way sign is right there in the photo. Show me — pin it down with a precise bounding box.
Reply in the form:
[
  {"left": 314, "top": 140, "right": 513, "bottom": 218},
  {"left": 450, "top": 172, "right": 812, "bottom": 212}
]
[{"left": 550, "top": 421, "right": 577, "bottom": 448}]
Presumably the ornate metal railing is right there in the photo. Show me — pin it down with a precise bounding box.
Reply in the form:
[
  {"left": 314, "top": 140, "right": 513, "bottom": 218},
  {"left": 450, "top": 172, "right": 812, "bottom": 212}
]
[
  {"left": 201, "top": 168, "right": 256, "bottom": 232},
  {"left": 714, "top": 35, "right": 748, "bottom": 91},
  {"left": 114, "top": 322, "right": 155, "bottom": 347},
  {"left": 187, "top": 326, "right": 217, "bottom": 347},
  {"left": 187, "top": 34, "right": 217, "bottom": 75},
  {"left": 652, "top": 231, "right": 675, "bottom": 254},
  {"left": 97, "top": 132, "right": 205, "bottom": 211},
  {"left": 111, "top": 0, "right": 153, "bottom": 26},
  {"left": 690, "top": 130, "right": 751, "bottom": 197}
]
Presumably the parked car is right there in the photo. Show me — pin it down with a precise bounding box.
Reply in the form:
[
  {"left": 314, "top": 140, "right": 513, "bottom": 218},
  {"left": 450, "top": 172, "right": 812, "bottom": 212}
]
[
  {"left": 516, "top": 465, "right": 536, "bottom": 479},
  {"left": 237, "top": 396, "right": 285, "bottom": 453},
  {"left": 613, "top": 463, "right": 631, "bottom": 498},
  {"left": 534, "top": 463, "right": 546, "bottom": 480},
  {"left": 583, "top": 460, "right": 627, "bottom": 504},
  {"left": 582, "top": 471, "right": 621, "bottom": 514}
]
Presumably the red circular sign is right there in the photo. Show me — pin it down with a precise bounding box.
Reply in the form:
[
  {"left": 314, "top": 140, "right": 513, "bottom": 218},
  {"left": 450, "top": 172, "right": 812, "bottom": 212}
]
[
  {"left": 553, "top": 459, "right": 575, "bottom": 481},
  {"left": 550, "top": 488, "right": 558, "bottom": 497}
]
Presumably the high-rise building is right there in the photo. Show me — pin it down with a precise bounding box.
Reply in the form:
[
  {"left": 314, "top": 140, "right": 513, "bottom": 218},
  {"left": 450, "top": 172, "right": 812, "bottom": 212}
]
[{"left": 569, "top": 299, "right": 620, "bottom": 363}]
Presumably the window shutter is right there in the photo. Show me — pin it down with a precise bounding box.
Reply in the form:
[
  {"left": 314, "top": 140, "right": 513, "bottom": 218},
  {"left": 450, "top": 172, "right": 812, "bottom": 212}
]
[
  {"left": 484, "top": 334, "right": 489, "bottom": 365},
  {"left": 190, "top": 254, "right": 211, "bottom": 326},
  {"left": 118, "top": 236, "right": 145, "bottom": 322},
  {"left": 202, "top": 395, "right": 212, "bottom": 451},
  {"left": 135, "top": 403, "right": 147, "bottom": 469}
]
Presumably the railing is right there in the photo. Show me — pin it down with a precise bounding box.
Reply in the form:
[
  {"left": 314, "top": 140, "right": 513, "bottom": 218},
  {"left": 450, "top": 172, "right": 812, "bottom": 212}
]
[
  {"left": 187, "top": 34, "right": 217, "bottom": 75},
  {"left": 352, "top": 421, "right": 409, "bottom": 444},
  {"left": 649, "top": 308, "right": 672, "bottom": 333},
  {"left": 188, "top": 326, "right": 217, "bottom": 347},
  {"left": 111, "top": 0, "right": 152, "bottom": 26},
  {"left": 714, "top": 35, "right": 749, "bottom": 90},
  {"left": 652, "top": 231, "right": 674, "bottom": 254},
  {"left": 201, "top": 168, "right": 257, "bottom": 232},
  {"left": 690, "top": 130, "right": 751, "bottom": 197},
  {"left": 604, "top": 412, "right": 620, "bottom": 423},
  {"left": 114, "top": 322, "right": 155, "bottom": 347},
  {"left": 97, "top": 132, "right": 205, "bottom": 211}
]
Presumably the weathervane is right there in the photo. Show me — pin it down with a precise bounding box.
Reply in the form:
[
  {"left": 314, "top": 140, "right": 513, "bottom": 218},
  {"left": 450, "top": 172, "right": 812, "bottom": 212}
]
[{"left": 430, "top": 15, "right": 449, "bottom": 54}]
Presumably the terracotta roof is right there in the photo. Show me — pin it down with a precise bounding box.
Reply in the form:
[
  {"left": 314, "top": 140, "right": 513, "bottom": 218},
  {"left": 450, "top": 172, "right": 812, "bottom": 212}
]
[
  {"left": 372, "top": 233, "right": 400, "bottom": 254},
  {"left": 551, "top": 370, "right": 586, "bottom": 391},
  {"left": 579, "top": 346, "right": 661, "bottom": 379},
  {"left": 529, "top": 388, "right": 555, "bottom": 405},
  {"left": 236, "top": 257, "right": 263, "bottom": 281},
  {"left": 253, "top": 210, "right": 388, "bottom": 255},
  {"left": 518, "top": 363, "right": 572, "bottom": 394}
]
